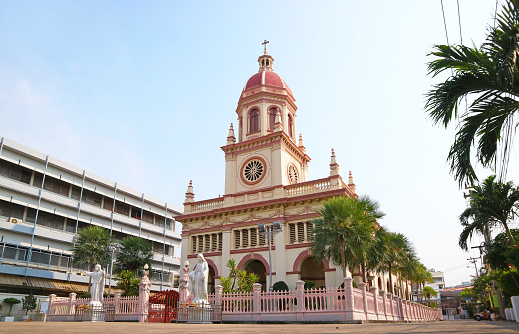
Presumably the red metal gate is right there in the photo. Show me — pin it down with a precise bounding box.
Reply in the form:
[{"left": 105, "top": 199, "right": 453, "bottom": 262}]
[{"left": 148, "top": 289, "right": 179, "bottom": 323}]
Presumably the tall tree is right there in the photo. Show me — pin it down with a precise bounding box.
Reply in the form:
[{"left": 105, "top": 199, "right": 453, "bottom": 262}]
[
  {"left": 72, "top": 225, "right": 111, "bottom": 271},
  {"left": 116, "top": 236, "right": 153, "bottom": 275},
  {"left": 459, "top": 175, "right": 519, "bottom": 250},
  {"left": 376, "top": 232, "right": 414, "bottom": 295},
  {"left": 310, "top": 196, "right": 384, "bottom": 280},
  {"left": 413, "top": 264, "right": 434, "bottom": 303},
  {"left": 419, "top": 286, "right": 438, "bottom": 304},
  {"left": 425, "top": 0, "right": 519, "bottom": 186}
]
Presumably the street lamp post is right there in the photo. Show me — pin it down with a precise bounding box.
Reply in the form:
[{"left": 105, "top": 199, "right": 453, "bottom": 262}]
[
  {"left": 107, "top": 243, "right": 121, "bottom": 296},
  {"left": 258, "top": 221, "right": 282, "bottom": 291}
]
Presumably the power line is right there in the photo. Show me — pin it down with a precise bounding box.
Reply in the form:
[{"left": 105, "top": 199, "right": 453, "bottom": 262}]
[
  {"left": 440, "top": 0, "right": 450, "bottom": 46},
  {"left": 438, "top": 261, "right": 472, "bottom": 273},
  {"left": 456, "top": 0, "right": 463, "bottom": 44}
]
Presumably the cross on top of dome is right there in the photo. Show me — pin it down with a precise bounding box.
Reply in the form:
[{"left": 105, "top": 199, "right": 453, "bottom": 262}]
[
  {"left": 258, "top": 40, "right": 273, "bottom": 72},
  {"left": 262, "top": 39, "right": 269, "bottom": 54}
]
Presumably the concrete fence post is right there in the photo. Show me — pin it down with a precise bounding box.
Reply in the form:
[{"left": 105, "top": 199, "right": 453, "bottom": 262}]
[
  {"left": 379, "top": 290, "right": 387, "bottom": 321},
  {"left": 296, "top": 280, "right": 304, "bottom": 321},
  {"left": 114, "top": 290, "right": 121, "bottom": 320},
  {"left": 387, "top": 293, "right": 395, "bottom": 321},
  {"left": 48, "top": 294, "right": 56, "bottom": 316},
  {"left": 67, "top": 292, "right": 76, "bottom": 321},
  {"left": 358, "top": 282, "right": 367, "bottom": 320},
  {"left": 137, "top": 270, "right": 151, "bottom": 322},
  {"left": 370, "top": 286, "right": 379, "bottom": 320},
  {"left": 343, "top": 277, "right": 354, "bottom": 321},
  {"left": 215, "top": 285, "right": 223, "bottom": 305},
  {"left": 253, "top": 283, "right": 261, "bottom": 321}
]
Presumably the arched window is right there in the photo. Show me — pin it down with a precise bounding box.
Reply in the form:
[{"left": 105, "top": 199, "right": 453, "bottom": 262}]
[
  {"left": 249, "top": 108, "right": 259, "bottom": 133},
  {"left": 288, "top": 114, "right": 294, "bottom": 138},
  {"left": 268, "top": 107, "right": 277, "bottom": 131}
]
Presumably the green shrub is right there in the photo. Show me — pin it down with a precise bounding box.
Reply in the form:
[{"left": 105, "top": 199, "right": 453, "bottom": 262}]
[
  {"left": 22, "top": 294, "right": 37, "bottom": 315},
  {"left": 340, "top": 280, "right": 359, "bottom": 289},
  {"left": 304, "top": 281, "right": 315, "bottom": 290},
  {"left": 272, "top": 281, "right": 289, "bottom": 291},
  {"left": 3, "top": 298, "right": 21, "bottom": 316}
]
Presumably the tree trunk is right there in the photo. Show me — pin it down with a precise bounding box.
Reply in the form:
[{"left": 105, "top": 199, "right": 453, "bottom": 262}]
[
  {"left": 388, "top": 263, "right": 393, "bottom": 295},
  {"left": 340, "top": 237, "right": 346, "bottom": 278},
  {"left": 502, "top": 220, "right": 515, "bottom": 241}
]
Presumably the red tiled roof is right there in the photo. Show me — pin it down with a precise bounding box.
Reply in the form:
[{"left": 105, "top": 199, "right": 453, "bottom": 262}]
[{"left": 244, "top": 71, "right": 293, "bottom": 97}]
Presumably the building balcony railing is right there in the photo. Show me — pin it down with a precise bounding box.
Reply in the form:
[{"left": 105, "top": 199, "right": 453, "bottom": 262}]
[
  {"left": 190, "top": 198, "right": 224, "bottom": 212},
  {"left": 184, "top": 175, "right": 349, "bottom": 214},
  {"left": 284, "top": 178, "right": 332, "bottom": 196}
]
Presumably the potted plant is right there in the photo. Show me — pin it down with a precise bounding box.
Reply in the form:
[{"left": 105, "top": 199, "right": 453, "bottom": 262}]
[
  {"left": 21, "top": 294, "right": 37, "bottom": 321},
  {"left": 2, "top": 298, "right": 21, "bottom": 322}
]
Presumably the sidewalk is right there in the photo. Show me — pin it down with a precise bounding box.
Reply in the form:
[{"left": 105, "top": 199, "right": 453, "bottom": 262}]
[{"left": 1, "top": 320, "right": 519, "bottom": 334}]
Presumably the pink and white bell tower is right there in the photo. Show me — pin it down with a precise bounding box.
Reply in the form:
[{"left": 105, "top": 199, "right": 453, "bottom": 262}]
[{"left": 221, "top": 42, "right": 311, "bottom": 196}]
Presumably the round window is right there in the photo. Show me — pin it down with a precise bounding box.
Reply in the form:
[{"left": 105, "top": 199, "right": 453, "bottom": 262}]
[
  {"left": 243, "top": 159, "right": 265, "bottom": 183},
  {"left": 288, "top": 165, "right": 299, "bottom": 184}
]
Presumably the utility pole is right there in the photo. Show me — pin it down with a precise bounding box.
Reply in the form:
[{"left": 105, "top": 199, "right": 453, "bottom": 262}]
[{"left": 467, "top": 258, "right": 479, "bottom": 278}]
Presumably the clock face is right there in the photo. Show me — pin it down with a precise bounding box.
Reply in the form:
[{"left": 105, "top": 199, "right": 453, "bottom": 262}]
[
  {"left": 243, "top": 159, "right": 265, "bottom": 183},
  {"left": 288, "top": 164, "right": 299, "bottom": 184}
]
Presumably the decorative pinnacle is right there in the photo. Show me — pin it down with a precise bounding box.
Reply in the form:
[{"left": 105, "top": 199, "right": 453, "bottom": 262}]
[
  {"left": 348, "top": 170, "right": 356, "bottom": 193},
  {"left": 184, "top": 180, "right": 195, "bottom": 203},
  {"left": 330, "top": 148, "right": 339, "bottom": 176},
  {"left": 299, "top": 134, "right": 306, "bottom": 153},
  {"left": 227, "top": 123, "right": 236, "bottom": 144}
]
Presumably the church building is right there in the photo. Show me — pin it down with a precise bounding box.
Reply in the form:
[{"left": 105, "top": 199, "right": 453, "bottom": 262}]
[{"left": 178, "top": 44, "right": 398, "bottom": 294}]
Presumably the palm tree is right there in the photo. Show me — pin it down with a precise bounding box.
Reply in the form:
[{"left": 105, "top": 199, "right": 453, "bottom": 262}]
[
  {"left": 420, "top": 286, "right": 438, "bottom": 305},
  {"left": 309, "top": 196, "right": 384, "bottom": 280},
  {"left": 72, "top": 225, "right": 111, "bottom": 271},
  {"left": 425, "top": 0, "right": 519, "bottom": 186},
  {"left": 396, "top": 248, "right": 419, "bottom": 300},
  {"left": 414, "top": 265, "right": 434, "bottom": 303},
  {"left": 116, "top": 236, "right": 153, "bottom": 275},
  {"left": 376, "top": 232, "right": 414, "bottom": 295},
  {"left": 459, "top": 175, "right": 519, "bottom": 251}
]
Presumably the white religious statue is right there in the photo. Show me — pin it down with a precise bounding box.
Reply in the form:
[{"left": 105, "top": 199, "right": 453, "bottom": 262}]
[
  {"left": 188, "top": 253, "right": 209, "bottom": 303},
  {"left": 85, "top": 264, "right": 105, "bottom": 306}
]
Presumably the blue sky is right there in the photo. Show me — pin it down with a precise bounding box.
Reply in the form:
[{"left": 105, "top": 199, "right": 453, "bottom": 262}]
[{"left": 1, "top": 0, "right": 516, "bottom": 286}]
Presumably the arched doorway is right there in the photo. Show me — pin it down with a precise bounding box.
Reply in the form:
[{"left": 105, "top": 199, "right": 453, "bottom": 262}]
[
  {"left": 208, "top": 265, "right": 215, "bottom": 294},
  {"left": 300, "top": 257, "right": 325, "bottom": 288},
  {"left": 244, "top": 259, "right": 267, "bottom": 291}
]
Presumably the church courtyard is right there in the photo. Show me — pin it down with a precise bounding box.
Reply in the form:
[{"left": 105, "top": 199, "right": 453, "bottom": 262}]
[{"left": 1, "top": 321, "right": 518, "bottom": 334}]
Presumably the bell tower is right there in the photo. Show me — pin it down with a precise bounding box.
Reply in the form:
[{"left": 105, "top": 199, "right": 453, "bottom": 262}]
[{"left": 221, "top": 43, "right": 311, "bottom": 195}]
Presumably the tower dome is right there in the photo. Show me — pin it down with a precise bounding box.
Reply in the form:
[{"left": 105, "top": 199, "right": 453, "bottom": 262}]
[
  {"left": 235, "top": 41, "right": 298, "bottom": 144},
  {"left": 240, "top": 40, "right": 294, "bottom": 98}
]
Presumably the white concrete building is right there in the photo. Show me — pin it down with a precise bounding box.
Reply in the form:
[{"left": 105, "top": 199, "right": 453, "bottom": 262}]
[
  {"left": 0, "top": 137, "right": 181, "bottom": 296},
  {"left": 427, "top": 270, "right": 445, "bottom": 292}
]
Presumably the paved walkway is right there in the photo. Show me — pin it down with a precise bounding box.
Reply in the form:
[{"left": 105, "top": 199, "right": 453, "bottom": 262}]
[{"left": 1, "top": 320, "right": 519, "bottom": 334}]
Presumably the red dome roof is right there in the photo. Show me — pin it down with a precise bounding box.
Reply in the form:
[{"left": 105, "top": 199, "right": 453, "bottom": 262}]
[{"left": 244, "top": 71, "right": 293, "bottom": 97}]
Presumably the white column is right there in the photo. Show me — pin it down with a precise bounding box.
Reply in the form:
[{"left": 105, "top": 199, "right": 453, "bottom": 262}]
[
  {"left": 273, "top": 223, "right": 286, "bottom": 283},
  {"left": 180, "top": 235, "right": 189, "bottom": 267},
  {"left": 221, "top": 229, "right": 232, "bottom": 277}
]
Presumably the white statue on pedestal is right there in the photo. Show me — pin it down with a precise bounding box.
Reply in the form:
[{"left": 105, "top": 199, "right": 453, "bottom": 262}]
[
  {"left": 188, "top": 253, "right": 209, "bottom": 303},
  {"left": 85, "top": 264, "right": 105, "bottom": 306}
]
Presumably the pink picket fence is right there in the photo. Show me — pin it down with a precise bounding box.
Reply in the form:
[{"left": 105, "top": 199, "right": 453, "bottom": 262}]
[
  {"left": 48, "top": 276, "right": 441, "bottom": 323},
  {"left": 204, "top": 278, "right": 442, "bottom": 323},
  {"left": 47, "top": 292, "right": 140, "bottom": 322}
]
